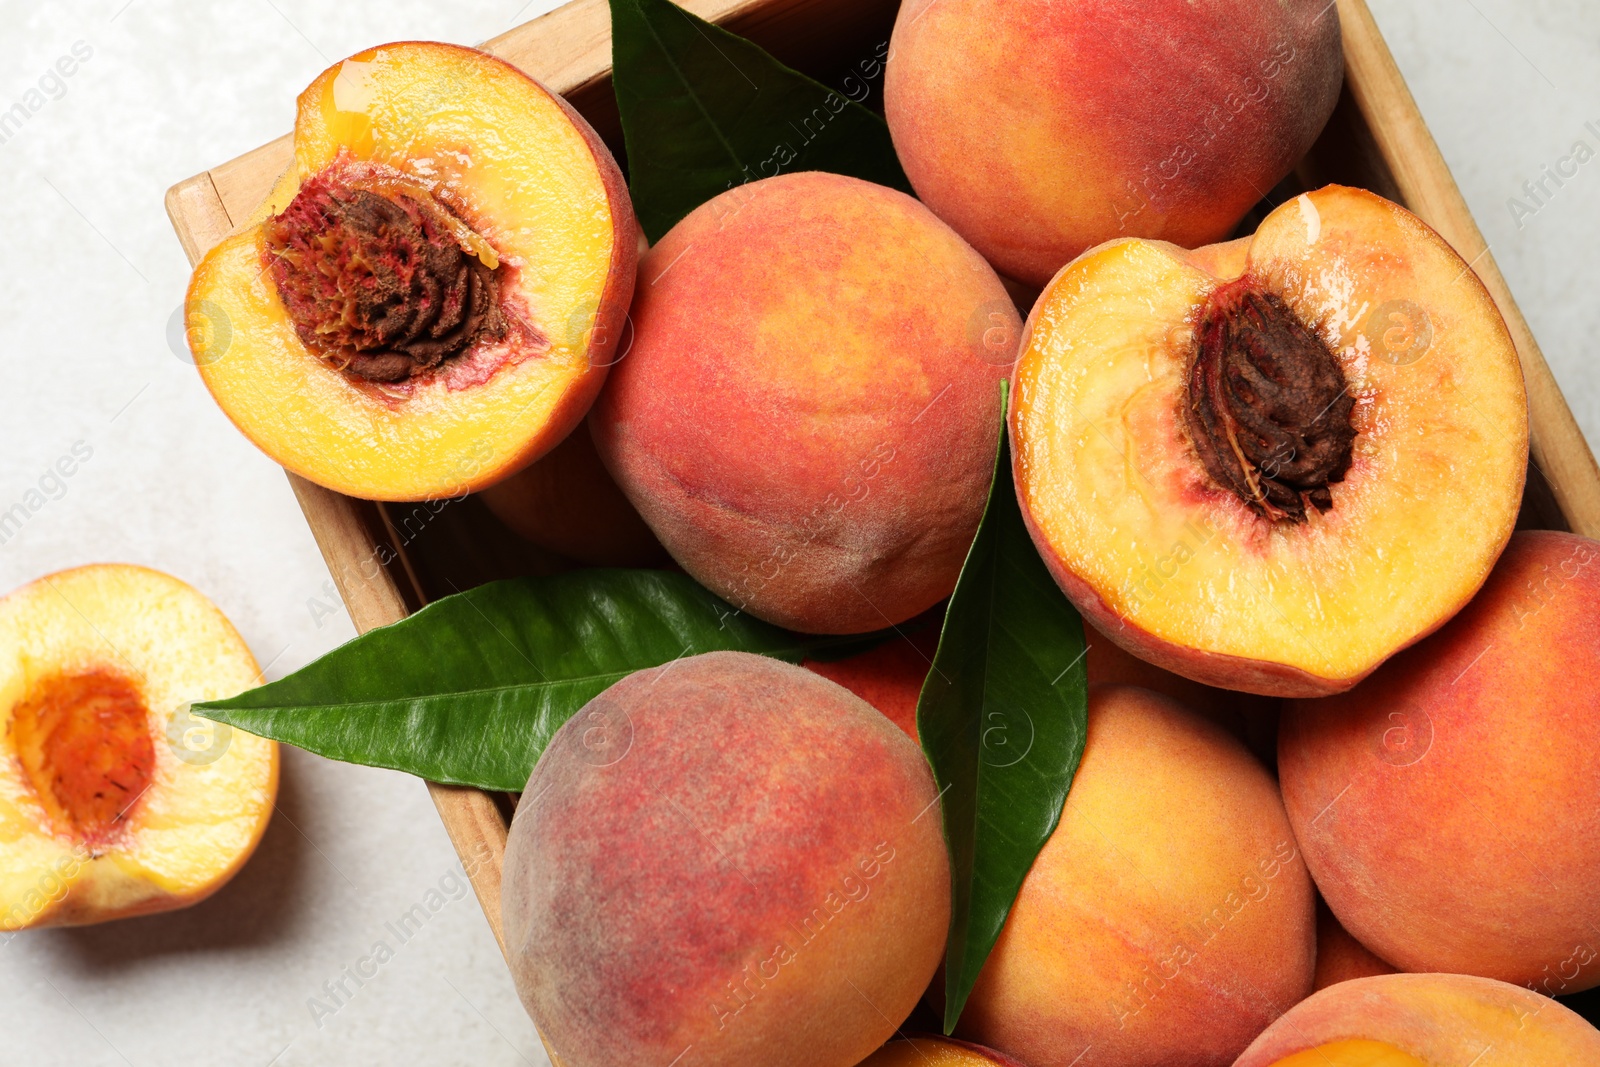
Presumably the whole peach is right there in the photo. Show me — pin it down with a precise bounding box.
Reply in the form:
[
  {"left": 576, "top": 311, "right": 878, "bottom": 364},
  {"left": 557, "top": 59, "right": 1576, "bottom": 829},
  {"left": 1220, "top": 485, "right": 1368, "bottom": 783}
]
[
  {"left": 1313, "top": 901, "right": 1396, "bottom": 991},
  {"left": 591, "top": 172, "right": 1017, "bottom": 634},
  {"left": 858, "top": 1036, "right": 1025, "bottom": 1066},
  {"left": 500, "top": 651, "right": 950, "bottom": 1067},
  {"left": 1281, "top": 531, "right": 1600, "bottom": 994},
  {"left": 958, "top": 685, "right": 1315, "bottom": 1066},
  {"left": 884, "top": 0, "right": 1343, "bottom": 287}
]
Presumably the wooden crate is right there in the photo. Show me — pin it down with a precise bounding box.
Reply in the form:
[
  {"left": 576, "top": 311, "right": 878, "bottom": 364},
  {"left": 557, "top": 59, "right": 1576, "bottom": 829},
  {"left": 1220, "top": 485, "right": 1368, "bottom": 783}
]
[{"left": 165, "top": 0, "right": 1600, "bottom": 1030}]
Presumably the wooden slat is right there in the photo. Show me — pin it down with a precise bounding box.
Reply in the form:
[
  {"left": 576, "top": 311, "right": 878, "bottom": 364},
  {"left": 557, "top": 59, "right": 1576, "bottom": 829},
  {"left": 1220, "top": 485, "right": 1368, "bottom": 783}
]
[{"left": 1337, "top": 0, "right": 1600, "bottom": 538}]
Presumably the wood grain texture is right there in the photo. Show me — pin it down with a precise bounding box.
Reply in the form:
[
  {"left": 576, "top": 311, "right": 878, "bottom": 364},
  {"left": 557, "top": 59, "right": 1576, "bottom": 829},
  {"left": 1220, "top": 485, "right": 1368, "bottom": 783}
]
[{"left": 161, "top": 0, "right": 1600, "bottom": 1023}]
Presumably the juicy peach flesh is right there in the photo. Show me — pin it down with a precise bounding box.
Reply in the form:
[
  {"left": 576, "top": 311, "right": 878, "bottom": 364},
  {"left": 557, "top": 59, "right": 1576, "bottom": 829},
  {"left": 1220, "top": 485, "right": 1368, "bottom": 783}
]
[
  {"left": 1011, "top": 186, "right": 1528, "bottom": 696},
  {"left": 186, "top": 41, "right": 636, "bottom": 502},
  {"left": 1233, "top": 973, "right": 1600, "bottom": 1066},
  {"left": 11, "top": 670, "right": 156, "bottom": 847},
  {"left": 0, "top": 565, "right": 278, "bottom": 929},
  {"left": 1266, "top": 1042, "right": 1427, "bottom": 1067}
]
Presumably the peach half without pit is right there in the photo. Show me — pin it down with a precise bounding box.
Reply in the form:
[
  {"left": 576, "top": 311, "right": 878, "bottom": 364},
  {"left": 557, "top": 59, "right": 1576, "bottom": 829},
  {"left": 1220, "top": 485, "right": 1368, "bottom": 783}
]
[
  {"left": 0, "top": 565, "right": 277, "bottom": 929},
  {"left": 1233, "top": 973, "right": 1600, "bottom": 1067},
  {"left": 185, "top": 41, "right": 637, "bottom": 502},
  {"left": 1011, "top": 185, "right": 1528, "bottom": 697},
  {"left": 591, "top": 171, "right": 1018, "bottom": 635}
]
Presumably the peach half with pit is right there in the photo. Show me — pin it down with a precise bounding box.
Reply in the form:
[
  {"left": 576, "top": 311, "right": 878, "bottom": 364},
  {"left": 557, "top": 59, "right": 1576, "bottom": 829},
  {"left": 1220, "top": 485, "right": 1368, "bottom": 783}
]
[
  {"left": 1233, "top": 973, "right": 1600, "bottom": 1066},
  {"left": 185, "top": 41, "right": 637, "bottom": 501},
  {"left": 1011, "top": 185, "right": 1528, "bottom": 697},
  {"left": 0, "top": 564, "right": 277, "bottom": 929},
  {"left": 884, "top": 0, "right": 1344, "bottom": 287}
]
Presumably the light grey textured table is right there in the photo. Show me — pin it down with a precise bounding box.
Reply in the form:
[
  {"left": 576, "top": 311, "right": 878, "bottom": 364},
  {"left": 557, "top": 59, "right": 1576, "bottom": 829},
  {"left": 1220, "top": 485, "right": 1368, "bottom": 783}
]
[{"left": 0, "top": 1, "right": 1595, "bottom": 1064}]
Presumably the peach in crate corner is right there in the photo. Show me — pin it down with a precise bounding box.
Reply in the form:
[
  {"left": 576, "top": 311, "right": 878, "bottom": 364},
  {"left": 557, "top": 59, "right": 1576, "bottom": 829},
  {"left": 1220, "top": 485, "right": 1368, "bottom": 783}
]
[{"left": 185, "top": 41, "right": 637, "bottom": 503}]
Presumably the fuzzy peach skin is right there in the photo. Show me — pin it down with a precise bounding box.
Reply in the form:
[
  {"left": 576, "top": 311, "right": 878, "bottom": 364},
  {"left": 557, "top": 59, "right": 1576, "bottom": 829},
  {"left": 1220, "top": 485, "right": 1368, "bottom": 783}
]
[
  {"left": 859, "top": 1036, "right": 1027, "bottom": 1066},
  {"left": 1085, "top": 620, "right": 1280, "bottom": 763},
  {"left": 802, "top": 611, "right": 942, "bottom": 741},
  {"left": 1314, "top": 900, "right": 1396, "bottom": 991},
  {"left": 478, "top": 423, "right": 668, "bottom": 567},
  {"left": 591, "top": 171, "right": 1017, "bottom": 634},
  {"left": 0, "top": 565, "right": 277, "bottom": 930},
  {"left": 1011, "top": 186, "right": 1528, "bottom": 697},
  {"left": 500, "top": 652, "right": 950, "bottom": 1067},
  {"left": 1280, "top": 531, "right": 1600, "bottom": 995},
  {"left": 1233, "top": 973, "right": 1600, "bottom": 1067},
  {"left": 884, "top": 0, "right": 1343, "bottom": 287},
  {"left": 958, "top": 685, "right": 1315, "bottom": 1067},
  {"left": 187, "top": 41, "right": 637, "bottom": 501}
]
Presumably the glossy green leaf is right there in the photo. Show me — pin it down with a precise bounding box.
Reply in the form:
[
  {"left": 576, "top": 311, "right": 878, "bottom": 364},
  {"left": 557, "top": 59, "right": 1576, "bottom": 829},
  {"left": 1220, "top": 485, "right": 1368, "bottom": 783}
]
[
  {"left": 196, "top": 570, "right": 879, "bottom": 791},
  {"left": 609, "top": 0, "right": 911, "bottom": 242},
  {"left": 918, "top": 381, "right": 1090, "bottom": 1032}
]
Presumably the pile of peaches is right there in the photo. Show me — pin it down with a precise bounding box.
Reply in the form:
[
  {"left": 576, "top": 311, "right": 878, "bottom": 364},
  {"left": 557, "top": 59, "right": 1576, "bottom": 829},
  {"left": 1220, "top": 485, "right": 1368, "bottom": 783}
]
[{"left": 3, "top": 0, "right": 1596, "bottom": 1064}]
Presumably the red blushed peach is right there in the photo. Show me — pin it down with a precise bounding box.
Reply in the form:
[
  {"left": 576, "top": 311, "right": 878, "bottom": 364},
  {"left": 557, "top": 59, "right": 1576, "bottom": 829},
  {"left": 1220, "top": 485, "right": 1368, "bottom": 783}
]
[
  {"left": 500, "top": 652, "right": 949, "bottom": 1067},
  {"left": 1313, "top": 900, "right": 1395, "bottom": 991},
  {"left": 477, "top": 424, "right": 668, "bottom": 567},
  {"left": 1012, "top": 186, "right": 1527, "bottom": 697},
  {"left": 1234, "top": 973, "right": 1600, "bottom": 1066},
  {"left": 957, "top": 685, "right": 1314, "bottom": 1067},
  {"left": 1281, "top": 531, "right": 1600, "bottom": 994},
  {"left": 591, "top": 171, "right": 1017, "bottom": 635},
  {"left": 802, "top": 612, "right": 942, "bottom": 742},
  {"left": 884, "top": 0, "right": 1343, "bottom": 287},
  {"left": 187, "top": 41, "right": 637, "bottom": 501}
]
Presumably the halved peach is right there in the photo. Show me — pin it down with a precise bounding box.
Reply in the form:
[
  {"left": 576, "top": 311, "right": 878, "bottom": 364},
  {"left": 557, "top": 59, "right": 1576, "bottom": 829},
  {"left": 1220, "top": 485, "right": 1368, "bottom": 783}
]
[
  {"left": 1012, "top": 186, "right": 1528, "bottom": 697},
  {"left": 0, "top": 565, "right": 277, "bottom": 929},
  {"left": 1234, "top": 973, "right": 1600, "bottom": 1066},
  {"left": 185, "top": 41, "right": 637, "bottom": 501}
]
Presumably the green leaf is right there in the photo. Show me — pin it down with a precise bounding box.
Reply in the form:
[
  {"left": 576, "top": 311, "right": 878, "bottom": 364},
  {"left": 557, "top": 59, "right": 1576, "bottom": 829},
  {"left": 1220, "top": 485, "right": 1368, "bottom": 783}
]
[
  {"left": 918, "top": 380, "right": 1090, "bottom": 1032},
  {"left": 196, "top": 570, "right": 878, "bottom": 792},
  {"left": 609, "top": 0, "right": 912, "bottom": 242}
]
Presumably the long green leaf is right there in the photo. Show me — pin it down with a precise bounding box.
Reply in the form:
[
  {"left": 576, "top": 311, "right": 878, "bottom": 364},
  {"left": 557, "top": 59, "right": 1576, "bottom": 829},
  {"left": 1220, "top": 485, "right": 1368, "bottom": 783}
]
[
  {"left": 609, "top": 0, "right": 911, "bottom": 242},
  {"left": 918, "top": 381, "right": 1089, "bottom": 1032},
  {"left": 196, "top": 570, "right": 877, "bottom": 791}
]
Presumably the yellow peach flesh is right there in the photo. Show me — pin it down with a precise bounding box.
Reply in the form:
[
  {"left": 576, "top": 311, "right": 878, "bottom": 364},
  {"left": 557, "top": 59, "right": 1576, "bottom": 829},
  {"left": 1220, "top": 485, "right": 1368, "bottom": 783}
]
[
  {"left": 1268, "top": 1041, "right": 1428, "bottom": 1067},
  {"left": 0, "top": 565, "right": 277, "bottom": 929},
  {"left": 1012, "top": 186, "right": 1527, "bottom": 694},
  {"left": 188, "top": 42, "right": 632, "bottom": 501}
]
